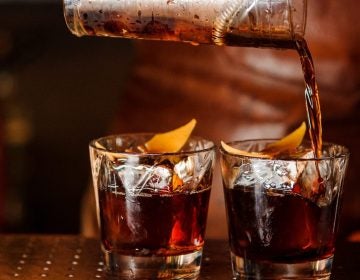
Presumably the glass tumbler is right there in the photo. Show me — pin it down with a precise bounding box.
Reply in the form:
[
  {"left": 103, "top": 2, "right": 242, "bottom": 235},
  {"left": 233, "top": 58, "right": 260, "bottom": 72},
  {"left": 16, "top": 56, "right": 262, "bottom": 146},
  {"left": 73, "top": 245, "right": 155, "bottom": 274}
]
[
  {"left": 89, "top": 134, "right": 215, "bottom": 279},
  {"left": 220, "top": 139, "right": 349, "bottom": 279},
  {"left": 64, "top": 0, "right": 307, "bottom": 48}
]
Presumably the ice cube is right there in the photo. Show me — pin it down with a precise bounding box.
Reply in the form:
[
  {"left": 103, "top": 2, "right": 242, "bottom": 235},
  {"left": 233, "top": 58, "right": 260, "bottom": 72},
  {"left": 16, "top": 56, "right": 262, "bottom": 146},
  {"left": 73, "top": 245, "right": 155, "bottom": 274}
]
[
  {"left": 234, "top": 163, "right": 256, "bottom": 187},
  {"left": 116, "top": 164, "right": 150, "bottom": 194},
  {"left": 174, "top": 156, "right": 194, "bottom": 184},
  {"left": 147, "top": 165, "right": 173, "bottom": 191},
  {"left": 193, "top": 150, "right": 215, "bottom": 184},
  {"left": 298, "top": 159, "right": 332, "bottom": 206},
  {"left": 94, "top": 154, "right": 123, "bottom": 192},
  {"left": 265, "top": 161, "right": 297, "bottom": 191},
  {"left": 252, "top": 161, "right": 274, "bottom": 183},
  {"left": 116, "top": 164, "right": 173, "bottom": 194},
  {"left": 259, "top": 161, "right": 293, "bottom": 193},
  {"left": 244, "top": 160, "right": 288, "bottom": 191},
  {"left": 233, "top": 157, "right": 309, "bottom": 194},
  {"left": 174, "top": 151, "right": 214, "bottom": 191}
]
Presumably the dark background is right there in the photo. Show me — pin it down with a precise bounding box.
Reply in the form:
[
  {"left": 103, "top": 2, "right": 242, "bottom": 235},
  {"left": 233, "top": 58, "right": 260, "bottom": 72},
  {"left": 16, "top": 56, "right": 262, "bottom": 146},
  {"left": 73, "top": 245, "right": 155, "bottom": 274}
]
[{"left": 0, "top": 1, "right": 134, "bottom": 233}]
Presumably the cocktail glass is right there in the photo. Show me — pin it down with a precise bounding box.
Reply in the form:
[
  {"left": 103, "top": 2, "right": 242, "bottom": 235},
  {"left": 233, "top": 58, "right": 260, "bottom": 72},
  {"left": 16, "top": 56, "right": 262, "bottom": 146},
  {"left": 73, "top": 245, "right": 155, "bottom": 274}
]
[
  {"left": 89, "top": 134, "right": 215, "bottom": 279},
  {"left": 220, "top": 139, "right": 349, "bottom": 279}
]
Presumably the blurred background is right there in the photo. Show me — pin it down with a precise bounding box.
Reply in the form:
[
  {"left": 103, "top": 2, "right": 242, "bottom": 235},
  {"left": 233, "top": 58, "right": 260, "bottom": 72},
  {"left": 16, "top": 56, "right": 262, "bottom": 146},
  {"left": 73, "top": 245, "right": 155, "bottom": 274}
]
[
  {"left": 0, "top": 0, "right": 359, "bottom": 239},
  {"left": 0, "top": 0, "right": 134, "bottom": 233}
]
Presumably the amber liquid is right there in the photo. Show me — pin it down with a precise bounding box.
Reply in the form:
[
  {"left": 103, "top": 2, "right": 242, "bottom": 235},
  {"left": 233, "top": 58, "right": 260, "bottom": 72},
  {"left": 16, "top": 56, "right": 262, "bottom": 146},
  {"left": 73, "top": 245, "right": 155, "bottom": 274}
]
[
  {"left": 295, "top": 39, "right": 323, "bottom": 158},
  {"left": 98, "top": 188, "right": 211, "bottom": 256},
  {"left": 80, "top": 14, "right": 299, "bottom": 49},
  {"left": 224, "top": 186, "right": 339, "bottom": 263}
]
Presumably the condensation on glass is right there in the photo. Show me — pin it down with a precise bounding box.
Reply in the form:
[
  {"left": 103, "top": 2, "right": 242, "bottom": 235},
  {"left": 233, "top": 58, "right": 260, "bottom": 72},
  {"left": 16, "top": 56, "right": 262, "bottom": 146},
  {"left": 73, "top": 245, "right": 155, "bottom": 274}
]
[{"left": 63, "top": 0, "right": 307, "bottom": 48}]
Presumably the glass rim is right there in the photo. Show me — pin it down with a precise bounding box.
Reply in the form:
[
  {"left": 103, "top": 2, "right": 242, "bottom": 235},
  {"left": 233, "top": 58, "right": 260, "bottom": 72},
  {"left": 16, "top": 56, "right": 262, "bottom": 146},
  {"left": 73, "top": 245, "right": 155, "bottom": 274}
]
[
  {"left": 219, "top": 138, "right": 349, "bottom": 161},
  {"left": 89, "top": 133, "right": 216, "bottom": 157}
]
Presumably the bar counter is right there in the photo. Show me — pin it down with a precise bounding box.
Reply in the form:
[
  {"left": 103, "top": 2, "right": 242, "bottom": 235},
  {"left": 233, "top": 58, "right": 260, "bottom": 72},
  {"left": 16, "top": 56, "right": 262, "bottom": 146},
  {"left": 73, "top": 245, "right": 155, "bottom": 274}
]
[{"left": 0, "top": 235, "right": 359, "bottom": 279}]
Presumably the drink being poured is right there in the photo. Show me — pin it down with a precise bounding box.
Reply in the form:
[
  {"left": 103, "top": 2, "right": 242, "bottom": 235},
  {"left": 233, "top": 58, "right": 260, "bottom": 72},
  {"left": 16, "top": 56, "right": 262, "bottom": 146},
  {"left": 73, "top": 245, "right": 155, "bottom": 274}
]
[
  {"left": 66, "top": 1, "right": 335, "bottom": 279},
  {"left": 63, "top": 0, "right": 321, "bottom": 157},
  {"left": 296, "top": 39, "right": 322, "bottom": 158}
]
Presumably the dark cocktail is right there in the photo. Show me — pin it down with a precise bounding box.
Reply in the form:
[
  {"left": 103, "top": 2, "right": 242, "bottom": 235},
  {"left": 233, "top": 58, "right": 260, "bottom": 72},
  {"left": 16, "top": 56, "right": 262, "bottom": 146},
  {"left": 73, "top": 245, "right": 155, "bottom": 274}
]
[
  {"left": 221, "top": 140, "right": 349, "bottom": 279},
  {"left": 99, "top": 183, "right": 211, "bottom": 257},
  {"left": 90, "top": 132, "right": 215, "bottom": 279},
  {"left": 224, "top": 188, "right": 338, "bottom": 263}
]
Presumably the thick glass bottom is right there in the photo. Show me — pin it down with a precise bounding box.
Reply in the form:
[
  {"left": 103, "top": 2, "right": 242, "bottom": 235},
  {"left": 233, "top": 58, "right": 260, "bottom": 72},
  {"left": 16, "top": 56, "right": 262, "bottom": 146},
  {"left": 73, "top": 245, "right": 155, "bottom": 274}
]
[
  {"left": 231, "top": 252, "right": 333, "bottom": 280},
  {"left": 103, "top": 249, "right": 203, "bottom": 279}
]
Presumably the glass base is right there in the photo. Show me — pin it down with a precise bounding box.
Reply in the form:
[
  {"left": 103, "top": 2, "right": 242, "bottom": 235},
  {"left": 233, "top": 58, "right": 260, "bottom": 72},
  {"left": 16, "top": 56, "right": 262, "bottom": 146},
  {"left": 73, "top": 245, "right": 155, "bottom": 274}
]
[
  {"left": 103, "top": 249, "right": 203, "bottom": 279},
  {"left": 231, "top": 252, "right": 333, "bottom": 280}
]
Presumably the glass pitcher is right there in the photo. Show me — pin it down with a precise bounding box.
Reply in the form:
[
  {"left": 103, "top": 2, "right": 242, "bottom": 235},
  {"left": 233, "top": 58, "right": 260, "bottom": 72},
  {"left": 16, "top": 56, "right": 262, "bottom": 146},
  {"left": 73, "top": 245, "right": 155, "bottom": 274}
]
[{"left": 64, "top": 0, "right": 307, "bottom": 48}]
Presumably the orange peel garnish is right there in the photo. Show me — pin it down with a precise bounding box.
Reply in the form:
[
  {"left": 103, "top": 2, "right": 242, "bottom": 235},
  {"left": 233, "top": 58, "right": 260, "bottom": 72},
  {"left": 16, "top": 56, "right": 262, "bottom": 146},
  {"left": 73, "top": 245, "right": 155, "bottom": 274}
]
[
  {"left": 145, "top": 119, "right": 196, "bottom": 153},
  {"left": 221, "top": 141, "right": 272, "bottom": 158},
  {"left": 262, "top": 122, "right": 306, "bottom": 154},
  {"left": 172, "top": 173, "right": 183, "bottom": 191},
  {"left": 221, "top": 122, "right": 307, "bottom": 158}
]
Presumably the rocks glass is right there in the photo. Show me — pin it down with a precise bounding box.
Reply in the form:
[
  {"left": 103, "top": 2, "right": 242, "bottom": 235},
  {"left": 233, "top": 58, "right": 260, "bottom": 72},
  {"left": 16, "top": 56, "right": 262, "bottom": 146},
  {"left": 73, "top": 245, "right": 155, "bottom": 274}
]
[
  {"left": 220, "top": 139, "right": 349, "bottom": 279},
  {"left": 89, "top": 134, "right": 215, "bottom": 279}
]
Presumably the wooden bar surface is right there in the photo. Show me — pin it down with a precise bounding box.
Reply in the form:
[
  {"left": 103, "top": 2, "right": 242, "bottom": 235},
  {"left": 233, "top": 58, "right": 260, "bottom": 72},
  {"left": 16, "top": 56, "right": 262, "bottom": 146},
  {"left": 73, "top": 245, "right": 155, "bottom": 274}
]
[{"left": 0, "top": 235, "right": 359, "bottom": 279}]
